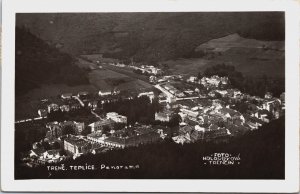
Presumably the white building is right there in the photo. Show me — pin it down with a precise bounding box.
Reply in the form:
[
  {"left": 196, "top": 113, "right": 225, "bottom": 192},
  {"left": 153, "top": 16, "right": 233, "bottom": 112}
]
[
  {"left": 106, "top": 112, "right": 127, "bottom": 123},
  {"left": 138, "top": 91, "right": 155, "bottom": 102}
]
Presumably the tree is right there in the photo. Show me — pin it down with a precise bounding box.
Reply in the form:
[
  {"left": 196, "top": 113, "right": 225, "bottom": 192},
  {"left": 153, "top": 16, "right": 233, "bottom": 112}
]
[
  {"left": 62, "top": 125, "right": 75, "bottom": 135},
  {"left": 81, "top": 126, "right": 92, "bottom": 136},
  {"left": 102, "top": 125, "right": 111, "bottom": 135},
  {"left": 52, "top": 141, "right": 61, "bottom": 149}
]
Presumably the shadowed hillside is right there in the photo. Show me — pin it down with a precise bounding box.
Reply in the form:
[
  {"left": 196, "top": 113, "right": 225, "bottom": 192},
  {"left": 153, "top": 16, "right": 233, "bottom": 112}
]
[
  {"left": 15, "top": 27, "right": 89, "bottom": 96},
  {"left": 16, "top": 12, "right": 284, "bottom": 62}
]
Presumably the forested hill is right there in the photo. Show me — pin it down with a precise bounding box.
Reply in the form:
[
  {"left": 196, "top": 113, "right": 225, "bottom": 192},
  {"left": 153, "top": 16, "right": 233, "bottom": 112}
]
[
  {"left": 16, "top": 12, "right": 284, "bottom": 62},
  {"left": 15, "top": 27, "right": 89, "bottom": 96}
]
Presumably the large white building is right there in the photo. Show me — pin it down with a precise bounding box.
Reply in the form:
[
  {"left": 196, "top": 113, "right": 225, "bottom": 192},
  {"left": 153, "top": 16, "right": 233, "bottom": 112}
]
[{"left": 106, "top": 112, "right": 127, "bottom": 123}]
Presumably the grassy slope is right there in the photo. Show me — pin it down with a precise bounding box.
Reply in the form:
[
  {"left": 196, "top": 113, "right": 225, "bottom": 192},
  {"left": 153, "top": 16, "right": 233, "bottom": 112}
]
[{"left": 163, "top": 33, "right": 284, "bottom": 78}]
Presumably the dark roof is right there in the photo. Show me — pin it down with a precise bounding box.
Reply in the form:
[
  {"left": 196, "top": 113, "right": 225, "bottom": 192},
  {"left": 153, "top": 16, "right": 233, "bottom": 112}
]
[{"left": 105, "top": 137, "right": 126, "bottom": 145}]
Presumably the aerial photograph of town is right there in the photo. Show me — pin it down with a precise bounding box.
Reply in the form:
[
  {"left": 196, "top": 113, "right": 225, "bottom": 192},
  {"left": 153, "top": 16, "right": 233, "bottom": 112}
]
[{"left": 15, "top": 12, "right": 285, "bottom": 179}]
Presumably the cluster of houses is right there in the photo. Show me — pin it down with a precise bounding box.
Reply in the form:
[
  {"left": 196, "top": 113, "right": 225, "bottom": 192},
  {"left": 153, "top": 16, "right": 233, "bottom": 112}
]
[
  {"left": 154, "top": 84, "right": 284, "bottom": 144},
  {"left": 187, "top": 75, "right": 229, "bottom": 88},
  {"left": 19, "top": 69, "right": 285, "bottom": 166},
  {"left": 130, "top": 64, "right": 163, "bottom": 75}
]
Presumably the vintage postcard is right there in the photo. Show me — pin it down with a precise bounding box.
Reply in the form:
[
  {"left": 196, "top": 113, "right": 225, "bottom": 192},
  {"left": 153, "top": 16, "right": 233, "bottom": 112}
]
[{"left": 1, "top": 0, "right": 299, "bottom": 192}]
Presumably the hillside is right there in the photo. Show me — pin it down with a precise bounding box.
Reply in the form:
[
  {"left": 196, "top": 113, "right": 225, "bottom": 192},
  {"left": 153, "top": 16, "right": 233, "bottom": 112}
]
[
  {"left": 16, "top": 12, "right": 284, "bottom": 62},
  {"left": 164, "top": 33, "right": 284, "bottom": 78},
  {"left": 15, "top": 27, "right": 89, "bottom": 96}
]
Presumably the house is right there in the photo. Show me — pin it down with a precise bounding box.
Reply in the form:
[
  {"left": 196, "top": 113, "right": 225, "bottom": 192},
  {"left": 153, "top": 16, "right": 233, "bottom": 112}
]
[
  {"left": 172, "top": 135, "right": 188, "bottom": 144},
  {"left": 217, "top": 107, "right": 245, "bottom": 123},
  {"left": 60, "top": 105, "right": 70, "bottom": 112},
  {"left": 74, "top": 122, "right": 85, "bottom": 134},
  {"left": 98, "top": 89, "right": 112, "bottom": 96},
  {"left": 187, "top": 76, "right": 198, "bottom": 83},
  {"left": 215, "top": 90, "right": 228, "bottom": 97},
  {"left": 47, "top": 103, "right": 59, "bottom": 113},
  {"left": 195, "top": 125, "right": 205, "bottom": 132},
  {"left": 149, "top": 76, "right": 157, "bottom": 83},
  {"left": 88, "top": 100, "right": 98, "bottom": 110},
  {"left": 106, "top": 112, "right": 127, "bottom": 123},
  {"left": 254, "top": 109, "right": 271, "bottom": 123},
  {"left": 77, "top": 91, "right": 89, "bottom": 98},
  {"left": 42, "top": 149, "right": 60, "bottom": 160},
  {"left": 38, "top": 109, "right": 47, "bottom": 117},
  {"left": 29, "top": 147, "right": 46, "bottom": 158},
  {"left": 61, "top": 93, "right": 73, "bottom": 100},
  {"left": 264, "top": 92, "right": 273, "bottom": 99},
  {"left": 46, "top": 122, "right": 62, "bottom": 139},
  {"left": 155, "top": 109, "right": 173, "bottom": 122},
  {"left": 179, "top": 125, "right": 194, "bottom": 136},
  {"left": 208, "top": 91, "right": 216, "bottom": 97},
  {"left": 262, "top": 99, "right": 281, "bottom": 113}
]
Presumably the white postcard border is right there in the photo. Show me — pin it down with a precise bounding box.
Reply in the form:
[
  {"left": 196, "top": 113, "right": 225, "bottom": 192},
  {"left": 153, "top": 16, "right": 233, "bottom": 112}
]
[{"left": 1, "top": 0, "right": 299, "bottom": 192}]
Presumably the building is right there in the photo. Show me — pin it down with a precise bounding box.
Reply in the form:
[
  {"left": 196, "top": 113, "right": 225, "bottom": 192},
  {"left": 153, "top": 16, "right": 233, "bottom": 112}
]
[
  {"left": 155, "top": 109, "right": 173, "bottom": 122},
  {"left": 187, "top": 76, "right": 198, "bottom": 83},
  {"left": 46, "top": 121, "right": 62, "bottom": 139},
  {"left": 180, "top": 108, "right": 199, "bottom": 119},
  {"left": 88, "top": 100, "right": 98, "bottom": 110},
  {"left": 74, "top": 122, "right": 85, "bottom": 134},
  {"left": 77, "top": 91, "right": 89, "bottom": 98},
  {"left": 99, "top": 89, "right": 112, "bottom": 96},
  {"left": 149, "top": 76, "right": 157, "bottom": 83},
  {"left": 61, "top": 93, "right": 73, "bottom": 100},
  {"left": 38, "top": 109, "right": 47, "bottom": 117},
  {"left": 138, "top": 91, "right": 155, "bottom": 102},
  {"left": 88, "top": 119, "right": 115, "bottom": 132},
  {"left": 64, "top": 136, "right": 90, "bottom": 155},
  {"left": 98, "top": 89, "right": 120, "bottom": 97},
  {"left": 262, "top": 99, "right": 281, "bottom": 113},
  {"left": 60, "top": 105, "right": 70, "bottom": 112},
  {"left": 106, "top": 112, "right": 127, "bottom": 123},
  {"left": 265, "top": 92, "right": 273, "bottom": 99},
  {"left": 217, "top": 107, "right": 245, "bottom": 123},
  {"left": 47, "top": 103, "right": 59, "bottom": 113}
]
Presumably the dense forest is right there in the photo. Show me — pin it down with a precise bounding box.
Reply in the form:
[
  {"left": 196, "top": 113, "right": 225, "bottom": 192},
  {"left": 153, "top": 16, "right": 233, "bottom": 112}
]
[
  {"left": 15, "top": 117, "right": 284, "bottom": 179},
  {"left": 16, "top": 12, "right": 284, "bottom": 62},
  {"left": 15, "top": 27, "right": 89, "bottom": 96},
  {"left": 200, "top": 64, "right": 285, "bottom": 97}
]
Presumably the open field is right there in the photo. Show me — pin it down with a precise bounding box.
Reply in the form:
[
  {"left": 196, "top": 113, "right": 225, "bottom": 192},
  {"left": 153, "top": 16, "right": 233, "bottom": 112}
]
[
  {"left": 77, "top": 56, "right": 153, "bottom": 92},
  {"left": 162, "top": 33, "right": 284, "bottom": 78}
]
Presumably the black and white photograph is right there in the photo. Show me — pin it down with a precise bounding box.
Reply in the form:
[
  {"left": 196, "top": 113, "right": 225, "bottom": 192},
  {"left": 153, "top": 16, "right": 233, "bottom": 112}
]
[
  {"left": 1, "top": 0, "right": 299, "bottom": 192},
  {"left": 14, "top": 11, "right": 286, "bottom": 179}
]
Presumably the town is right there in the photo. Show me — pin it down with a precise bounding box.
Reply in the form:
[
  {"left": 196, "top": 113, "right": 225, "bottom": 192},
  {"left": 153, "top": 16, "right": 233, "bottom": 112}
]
[{"left": 17, "top": 61, "right": 285, "bottom": 167}]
